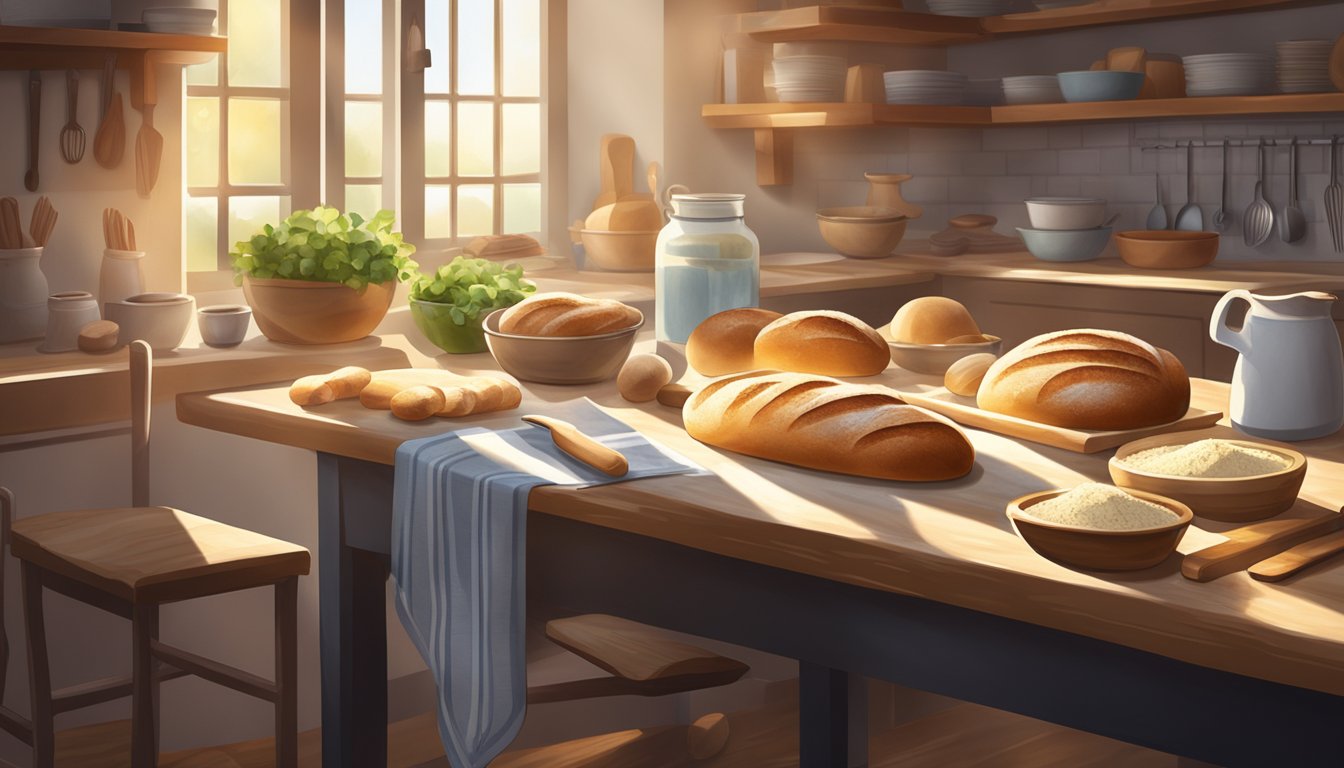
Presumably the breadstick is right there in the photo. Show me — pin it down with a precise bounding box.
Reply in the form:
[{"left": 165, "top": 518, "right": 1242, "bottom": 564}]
[
  {"left": 391, "top": 385, "right": 447, "bottom": 421},
  {"left": 436, "top": 386, "right": 478, "bottom": 418},
  {"left": 289, "top": 366, "right": 371, "bottom": 406}
]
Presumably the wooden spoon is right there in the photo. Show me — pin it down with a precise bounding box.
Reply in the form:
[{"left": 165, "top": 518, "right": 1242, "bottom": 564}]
[
  {"left": 93, "top": 58, "right": 126, "bottom": 170},
  {"left": 1182, "top": 513, "right": 1344, "bottom": 582},
  {"left": 522, "top": 415, "right": 629, "bottom": 477},
  {"left": 135, "top": 102, "right": 163, "bottom": 197},
  {"left": 1249, "top": 529, "right": 1344, "bottom": 582},
  {"left": 25, "top": 70, "right": 41, "bottom": 192}
]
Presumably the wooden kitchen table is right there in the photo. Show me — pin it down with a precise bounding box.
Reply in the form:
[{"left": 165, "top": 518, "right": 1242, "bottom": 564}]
[{"left": 176, "top": 364, "right": 1344, "bottom": 768}]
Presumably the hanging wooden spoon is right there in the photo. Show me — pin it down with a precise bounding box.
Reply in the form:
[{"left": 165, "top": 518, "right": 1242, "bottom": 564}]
[
  {"left": 93, "top": 57, "right": 125, "bottom": 170},
  {"left": 25, "top": 70, "right": 41, "bottom": 192},
  {"left": 135, "top": 102, "right": 163, "bottom": 197}
]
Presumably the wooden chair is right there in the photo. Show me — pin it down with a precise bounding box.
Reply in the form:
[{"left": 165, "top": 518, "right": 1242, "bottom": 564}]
[{"left": 0, "top": 340, "right": 310, "bottom": 768}]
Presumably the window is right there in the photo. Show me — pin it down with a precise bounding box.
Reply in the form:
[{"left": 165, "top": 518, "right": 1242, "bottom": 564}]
[{"left": 184, "top": 0, "right": 293, "bottom": 272}]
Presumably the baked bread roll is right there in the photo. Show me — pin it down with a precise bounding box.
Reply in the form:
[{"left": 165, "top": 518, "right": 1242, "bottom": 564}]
[
  {"left": 976, "top": 329, "right": 1190, "bottom": 430},
  {"left": 753, "top": 311, "right": 889, "bottom": 377},
  {"left": 684, "top": 371, "right": 975, "bottom": 481},
  {"left": 498, "top": 292, "right": 641, "bottom": 337},
  {"left": 890, "top": 297, "right": 980, "bottom": 344},
  {"left": 686, "top": 307, "right": 783, "bottom": 376}
]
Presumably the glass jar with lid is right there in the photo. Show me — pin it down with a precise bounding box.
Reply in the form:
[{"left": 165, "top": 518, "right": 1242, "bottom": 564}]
[{"left": 654, "top": 193, "right": 760, "bottom": 343}]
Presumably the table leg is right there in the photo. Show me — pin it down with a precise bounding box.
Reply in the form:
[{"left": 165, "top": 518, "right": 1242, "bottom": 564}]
[
  {"left": 318, "top": 452, "right": 390, "bottom": 768},
  {"left": 800, "top": 662, "right": 851, "bottom": 768}
]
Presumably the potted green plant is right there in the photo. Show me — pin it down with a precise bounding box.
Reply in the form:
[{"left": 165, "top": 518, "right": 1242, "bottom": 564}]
[
  {"left": 408, "top": 256, "right": 536, "bottom": 353},
  {"left": 231, "top": 206, "right": 418, "bottom": 344}
]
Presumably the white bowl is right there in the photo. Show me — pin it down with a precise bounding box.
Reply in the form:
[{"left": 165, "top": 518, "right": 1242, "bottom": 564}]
[
  {"left": 197, "top": 304, "right": 252, "bottom": 347},
  {"left": 104, "top": 292, "right": 195, "bottom": 351},
  {"left": 1024, "top": 197, "right": 1107, "bottom": 230}
]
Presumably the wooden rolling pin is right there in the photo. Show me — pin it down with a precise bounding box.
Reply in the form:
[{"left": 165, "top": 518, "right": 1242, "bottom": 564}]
[
  {"left": 523, "top": 415, "right": 629, "bottom": 477},
  {"left": 1182, "top": 513, "right": 1344, "bottom": 582},
  {"left": 1249, "top": 529, "right": 1344, "bottom": 582}
]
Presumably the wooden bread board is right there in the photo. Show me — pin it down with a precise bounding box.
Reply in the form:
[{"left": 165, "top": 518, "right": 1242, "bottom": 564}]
[
  {"left": 894, "top": 385, "right": 1222, "bottom": 453},
  {"left": 359, "top": 368, "right": 521, "bottom": 416}
]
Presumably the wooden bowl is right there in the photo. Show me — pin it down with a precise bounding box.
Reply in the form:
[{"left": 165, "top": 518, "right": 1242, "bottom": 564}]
[
  {"left": 243, "top": 277, "right": 394, "bottom": 345},
  {"left": 579, "top": 230, "right": 658, "bottom": 272},
  {"left": 482, "top": 308, "right": 642, "bottom": 384},
  {"left": 1109, "top": 434, "right": 1307, "bottom": 523},
  {"left": 816, "top": 206, "right": 908, "bottom": 259},
  {"left": 1115, "top": 231, "right": 1219, "bottom": 269},
  {"left": 1007, "top": 488, "right": 1193, "bottom": 571}
]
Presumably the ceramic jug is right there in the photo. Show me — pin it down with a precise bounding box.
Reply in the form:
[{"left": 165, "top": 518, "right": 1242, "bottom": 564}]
[
  {"left": 1210, "top": 289, "right": 1344, "bottom": 441},
  {"left": 0, "top": 247, "right": 49, "bottom": 343}
]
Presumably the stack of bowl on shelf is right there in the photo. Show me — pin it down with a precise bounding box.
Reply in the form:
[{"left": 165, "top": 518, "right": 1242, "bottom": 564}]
[
  {"left": 883, "top": 70, "right": 968, "bottom": 105},
  {"left": 1001, "top": 75, "right": 1064, "bottom": 104},
  {"left": 1275, "top": 39, "right": 1337, "bottom": 93},
  {"left": 925, "top": 0, "right": 1013, "bottom": 16},
  {"left": 771, "top": 54, "right": 847, "bottom": 103},
  {"left": 1016, "top": 198, "right": 1115, "bottom": 262},
  {"left": 1182, "top": 53, "right": 1275, "bottom": 96}
]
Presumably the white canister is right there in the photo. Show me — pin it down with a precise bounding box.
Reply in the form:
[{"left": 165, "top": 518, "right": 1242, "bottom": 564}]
[
  {"left": 0, "top": 247, "right": 49, "bottom": 343},
  {"left": 99, "top": 248, "right": 146, "bottom": 316},
  {"left": 39, "top": 292, "right": 101, "bottom": 353}
]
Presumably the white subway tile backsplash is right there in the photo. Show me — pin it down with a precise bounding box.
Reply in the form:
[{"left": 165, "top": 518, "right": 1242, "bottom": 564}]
[
  {"left": 1111, "top": 175, "right": 1159, "bottom": 204},
  {"left": 1159, "top": 122, "right": 1206, "bottom": 140},
  {"left": 983, "top": 126, "right": 1049, "bottom": 152},
  {"left": 1048, "top": 126, "right": 1082, "bottom": 149},
  {"left": 901, "top": 175, "right": 948, "bottom": 203},
  {"left": 908, "top": 127, "right": 981, "bottom": 154},
  {"left": 1006, "top": 150, "right": 1059, "bottom": 175},
  {"left": 948, "top": 176, "right": 1031, "bottom": 203},
  {"left": 1082, "top": 124, "right": 1131, "bottom": 147},
  {"left": 962, "top": 152, "right": 1007, "bottom": 176},
  {"left": 911, "top": 152, "right": 964, "bottom": 176},
  {"left": 1046, "top": 176, "right": 1082, "bottom": 197},
  {"left": 1099, "top": 147, "right": 1130, "bottom": 175},
  {"left": 817, "top": 181, "right": 871, "bottom": 208},
  {"left": 1058, "top": 149, "right": 1101, "bottom": 175}
]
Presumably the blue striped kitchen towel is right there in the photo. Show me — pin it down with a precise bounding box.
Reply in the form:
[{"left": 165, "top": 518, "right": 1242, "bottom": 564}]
[{"left": 391, "top": 398, "right": 705, "bottom": 768}]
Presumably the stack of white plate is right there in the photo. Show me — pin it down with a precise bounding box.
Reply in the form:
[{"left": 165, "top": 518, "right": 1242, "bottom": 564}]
[
  {"left": 143, "top": 7, "right": 218, "bottom": 35},
  {"left": 884, "top": 70, "right": 968, "bottom": 105},
  {"left": 771, "top": 55, "right": 847, "bottom": 102},
  {"left": 1276, "top": 40, "right": 1335, "bottom": 93},
  {"left": 926, "top": 0, "right": 1013, "bottom": 16},
  {"left": 966, "top": 78, "right": 1004, "bottom": 106},
  {"left": 1001, "top": 75, "right": 1064, "bottom": 104},
  {"left": 1182, "top": 53, "right": 1275, "bottom": 97}
]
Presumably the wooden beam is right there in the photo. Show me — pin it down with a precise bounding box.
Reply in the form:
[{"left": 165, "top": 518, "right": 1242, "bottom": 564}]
[{"left": 755, "top": 128, "right": 793, "bottom": 187}]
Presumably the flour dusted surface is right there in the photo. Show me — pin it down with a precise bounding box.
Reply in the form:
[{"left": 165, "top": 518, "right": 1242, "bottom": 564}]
[
  {"left": 1024, "top": 483, "right": 1179, "bottom": 531},
  {"left": 1120, "top": 439, "right": 1290, "bottom": 478}
]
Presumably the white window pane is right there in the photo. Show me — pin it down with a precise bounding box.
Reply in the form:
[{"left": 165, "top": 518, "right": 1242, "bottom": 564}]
[
  {"left": 345, "top": 101, "right": 383, "bottom": 178},
  {"left": 229, "top": 197, "right": 283, "bottom": 251},
  {"left": 186, "top": 197, "right": 218, "bottom": 272},
  {"left": 228, "top": 0, "right": 282, "bottom": 88},
  {"left": 456, "top": 0, "right": 494, "bottom": 96},
  {"left": 457, "top": 102, "right": 493, "bottom": 177},
  {"left": 501, "top": 0, "right": 540, "bottom": 97},
  {"left": 425, "top": 0, "right": 451, "bottom": 94},
  {"left": 345, "top": 0, "right": 382, "bottom": 94},
  {"left": 457, "top": 185, "right": 493, "bottom": 237},
  {"left": 345, "top": 185, "right": 383, "bottom": 220},
  {"left": 229, "top": 99, "right": 282, "bottom": 185},
  {"left": 186, "top": 60, "right": 217, "bottom": 87},
  {"left": 502, "top": 184, "right": 540, "bottom": 234},
  {"left": 501, "top": 103, "right": 539, "bottom": 176},
  {"left": 426, "top": 185, "right": 453, "bottom": 239},
  {"left": 425, "top": 101, "right": 452, "bottom": 178},
  {"left": 186, "top": 97, "right": 219, "bottom": 188}
]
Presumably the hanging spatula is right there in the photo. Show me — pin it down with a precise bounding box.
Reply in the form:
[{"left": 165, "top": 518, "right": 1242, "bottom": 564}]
[
  {"left": 1326, "top": 136, "right": 1343, "bottom": 253},
  {"left": 93, "top": 57, "right": 125, "bottom": 170},
  {"left": 135, "top": 102, "right": 163, "bottom": 197}
]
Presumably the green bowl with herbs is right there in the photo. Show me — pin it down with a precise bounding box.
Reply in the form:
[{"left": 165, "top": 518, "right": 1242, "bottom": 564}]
[{"left": 408, "top": 257, "right": 536, "bottom": 354}]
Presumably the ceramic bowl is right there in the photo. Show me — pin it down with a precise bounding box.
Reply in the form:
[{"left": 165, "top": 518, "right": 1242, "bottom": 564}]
[
  {"left": 1109, "top": 433, "right": 1307, "bottom": 522},
  {"left": 197, "top": 304, "right": 252, "bottom": 347},
  {"left": 816, "top": 207, "right": 909, "bottom": 259},
  {"left": 1008, "top": 487, "right": 1193, "bottom": 571},
  {"left": 483, "top": 307, "right": 643, "bottom": 384},
  {"left": 104, "top": 292, "right": 195, "bottom": 351},
  {"left": 1024, "top": 197, "right": 1107, "bottom": 230},
  {"left": 39, "top": 291, "right": 101, "bottom": 353},
  {"left": 1017, "top": 226, "right": 1113, "bottom": 262},
  {"left": 1115, "top": 230, "right": 1220, "bottom": 269},
  {"left": 1057, "top": 70, "right": 1146, "bottom": 102},
  {"left": 877, "top": 323, "right": 1002, "bottom": 375},
  {"left": 579, "top": 230, "right": 658, "bottom": 272},
  {"left": 242, "top": 277, "right": 395, "bottom": 344}
]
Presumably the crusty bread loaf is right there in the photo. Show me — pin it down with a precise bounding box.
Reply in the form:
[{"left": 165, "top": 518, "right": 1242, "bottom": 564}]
[
  {"left": 753, "top": 311, "right": 889, "bottom": 377},
  {"left": 684, "top": 371, "right": 975, "bottom": 481},
  {"left": 498, "top": 292, "right": 641, "bottom": 337},
  {"left": 686, "top": 307, "right": 783, "bottom": 376},
  {"left": 976, "top": 329, "right": 1190, "bottom": 430}
]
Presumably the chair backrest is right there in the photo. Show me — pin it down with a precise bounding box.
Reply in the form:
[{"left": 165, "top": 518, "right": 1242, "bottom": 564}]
[{"left": 130, "top": 340, "right": 152, "bottom": 508}]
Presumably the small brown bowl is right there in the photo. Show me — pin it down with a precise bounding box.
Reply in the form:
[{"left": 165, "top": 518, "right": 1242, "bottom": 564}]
[
  {"left": 1109, "top": 434, "right": 1307, "bottom": 523},
  {"left": 1007, "top": 488, "right": 1193, "bottom": 571},
  {"left": 816, "top": 206, "right": 909, "bottom": 259},
  {"left": 876, "top": 323, "right": 1001, "bottom": 375},
  {"left": 482, "top": 308, "right": 642, "bottom": 385},
  {"left": 1116, "top": 230, "right": 1219, "bottom": 269}
]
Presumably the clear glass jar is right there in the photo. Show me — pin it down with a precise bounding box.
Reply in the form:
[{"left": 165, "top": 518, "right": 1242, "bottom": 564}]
[{"left": 655, "top": 193, "right": 760, "bottom": 343}]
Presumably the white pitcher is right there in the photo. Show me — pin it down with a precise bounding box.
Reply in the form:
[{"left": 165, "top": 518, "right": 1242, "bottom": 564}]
[{"left": 1210, "top": 289, "right": 1344, "bottom": 441}]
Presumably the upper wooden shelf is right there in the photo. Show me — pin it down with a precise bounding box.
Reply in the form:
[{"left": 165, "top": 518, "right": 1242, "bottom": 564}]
[
  {"left": 0, "top": 24, "right": 226, "bottom": 55},
  {"left": 737, "top": 0, "right": 1336, "bottom": 46}
]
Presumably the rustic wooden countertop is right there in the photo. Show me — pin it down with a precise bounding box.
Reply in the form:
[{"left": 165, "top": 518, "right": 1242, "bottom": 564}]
[{"left": 175, "top": 341, "right": 1344, "bottom": 699}]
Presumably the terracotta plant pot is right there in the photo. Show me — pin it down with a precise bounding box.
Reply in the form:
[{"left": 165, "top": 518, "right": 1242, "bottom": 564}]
[{"left": 242, "top": 277, "right": 395, "bottom": 345}]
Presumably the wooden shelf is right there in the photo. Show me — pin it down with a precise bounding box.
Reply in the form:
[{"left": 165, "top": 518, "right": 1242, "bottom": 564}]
[
  {"left": 0, "top": 25, "right": 225, "bottom": 108},
  {"left": 736, "top": 0, "right": 1335, "bottom": 45},
  {"left": 705, "top": 93, "right": 1344, "bottom": 182}
]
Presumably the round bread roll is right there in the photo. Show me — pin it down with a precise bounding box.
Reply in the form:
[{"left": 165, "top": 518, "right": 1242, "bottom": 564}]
[
  {"left": 617, "top": 354, "right": 674, "bottom": 402},
  {"left": 753, "top": 311, "right": 889, "bottom": 377},
  {"left": 890, "top": 297, "right": 980, "bottom": 344},
  {"left": 945, "top": 353, "right": 997, "bottom": 397},
  {"left": 499, "top": 292, "right": 641, "bottom": 337},
  {"left": 390, "top": 385, "right": 447, "bottom": 421},
  {"left": 976, "top": 329, "right": 1190, "bottom": 430},
  {"left": 686, "top": 307, "right": 783, "bottom": 376}
]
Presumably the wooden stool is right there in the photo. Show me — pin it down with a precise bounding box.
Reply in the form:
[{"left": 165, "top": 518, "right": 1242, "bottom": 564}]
[{"left": 0, "top": 341, "right": 310, "bottom": 768}]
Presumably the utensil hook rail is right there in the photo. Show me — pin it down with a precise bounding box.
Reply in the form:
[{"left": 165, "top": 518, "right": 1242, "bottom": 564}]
[{"left": 1141, "top": 135, "right": 1342, "bottom": 152}]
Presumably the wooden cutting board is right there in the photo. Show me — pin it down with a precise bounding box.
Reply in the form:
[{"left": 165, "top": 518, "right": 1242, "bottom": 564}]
[
  {"left": 1183, "top": 513, "right": 1344, "bottom": 583},
  {"left": 895, "top": 385, "right": 1222, "bottom": 453},
  {"left": 359, "top": 368, "right": 521, "bottom": 415}
]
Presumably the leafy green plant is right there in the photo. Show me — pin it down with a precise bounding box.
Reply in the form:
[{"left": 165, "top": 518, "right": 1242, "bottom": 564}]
[
  {"left": 230, "top": 206, "right": 418, "bottom": 290},
  {"left": 409, "top": 256, "right": 536, "bottom": 325}
]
